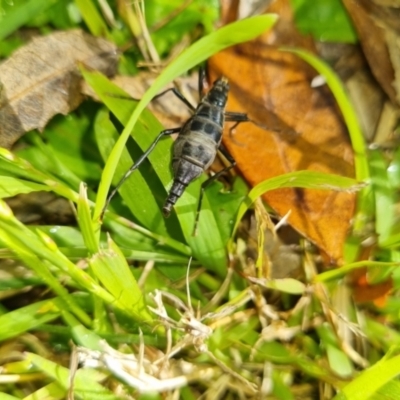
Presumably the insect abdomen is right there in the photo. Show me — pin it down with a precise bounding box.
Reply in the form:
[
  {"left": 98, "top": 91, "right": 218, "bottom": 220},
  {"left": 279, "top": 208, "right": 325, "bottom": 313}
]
[{"left": 163, "top": 77, "right": 230, "bottom": 217}]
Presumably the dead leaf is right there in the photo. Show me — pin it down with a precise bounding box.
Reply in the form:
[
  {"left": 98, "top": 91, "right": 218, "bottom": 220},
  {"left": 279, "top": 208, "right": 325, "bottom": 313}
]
[
  {"left": 6, "top": 192, "right": 74, "bottom": 224},
  {"left": 0, "top": 29, "right": 118, "bottom": 148},
  {"left": 243, "top": 208, "right": 302, "bottom": 281},
  {"left": 342, "top": 0, "right": 400, "bottom": 106},
  {"left": 351, "top": 267, "right": 393, "bottom": 306},
  {"left": 208, "top": 0, "right": 356, "bottom": 264},
  {"left": 317, "top": 42, "right": 398, "bottom": 144}
]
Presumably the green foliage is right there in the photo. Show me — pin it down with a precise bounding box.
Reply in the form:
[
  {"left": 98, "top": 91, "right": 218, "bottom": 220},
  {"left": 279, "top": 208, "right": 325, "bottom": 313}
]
[
  {"left": 25, "top": 352, "right": 120, "bottom": 399},
  {"left": 290, "top": 0, "right": 357, "bottom": 43},
  {"left": 1, "top": 1, "right": 400, "bottom": 399},
  {"left": 0, "top": 0, "right": 60, "bottom": 40},
  {"left": 146, "top": 0, "right": 219, "bottom": 55}
]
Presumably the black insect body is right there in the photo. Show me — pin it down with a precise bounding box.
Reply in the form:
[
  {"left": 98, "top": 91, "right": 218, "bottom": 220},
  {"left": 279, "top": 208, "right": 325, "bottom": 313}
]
[
  {"left": 163, "top": 77, "right": 229, "bottom": 217},
  {"left": 103, "top": 75, "right": 251, "bottom": 232}
]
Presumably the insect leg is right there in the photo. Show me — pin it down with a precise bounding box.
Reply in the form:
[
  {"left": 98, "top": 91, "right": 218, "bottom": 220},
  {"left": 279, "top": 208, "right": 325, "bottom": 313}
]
[
  {"left": 153, "top": 66, "right": 206, "bottom": 109},
  {"left": 225, "top": 111, "right": 287, "bottom": 135},
  {"left": 101, "top": 127, "right": 181, "bottom": 220},
  {"left": 153, "top": 88, "right": 196, "bottom": 111},
  {"left": 193, "top": 145, "right": 236, "bottom": 236},
  {"left": 224, "top": 111, "right": 252, "bottom": 134},
  {"left": 224, "top": 111, "right": 250, "bottom": 122},
  {"left": 198, "top": 67, "right": 206, "bottom": 98}
]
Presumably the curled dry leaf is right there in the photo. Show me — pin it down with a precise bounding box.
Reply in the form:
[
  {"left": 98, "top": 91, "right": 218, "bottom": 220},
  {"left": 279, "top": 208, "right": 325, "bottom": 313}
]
[
  {"left": 342, "top": 0, "right": 400, "bottom": 106},
  {"left": 0, "top": 29, "right": 118, "bottom": 148},
  {"left": 208, "top": 0, "right": 355, "bottom": 263},
  {"left": 318, "top": 42, "right": 398, "bottom": 145}
]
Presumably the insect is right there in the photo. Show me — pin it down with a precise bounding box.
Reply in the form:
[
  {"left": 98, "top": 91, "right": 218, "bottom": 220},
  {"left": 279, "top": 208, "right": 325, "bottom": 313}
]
[{"left": 102, "top": 71, "right": 252, "bottom": 233}]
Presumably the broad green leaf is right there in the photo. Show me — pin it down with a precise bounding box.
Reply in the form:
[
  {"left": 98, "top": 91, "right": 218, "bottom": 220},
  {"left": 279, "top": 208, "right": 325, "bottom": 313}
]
[{"left": 373, "top": 381, "right": 400, "bottom": 400}]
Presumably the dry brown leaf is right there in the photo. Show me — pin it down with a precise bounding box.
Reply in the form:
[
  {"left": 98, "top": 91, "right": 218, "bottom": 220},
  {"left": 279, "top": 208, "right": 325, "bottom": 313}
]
[
  {"left": 0, "top": 29, "right": 118, "bottom": 148},
  {"left": 318, "top": 42, "right": 397, "bottom": 143},
  {"left": 342, "top": 0, "right": 400, "bottom": 106},
  {"left": 209, "top": 0, "right": 356, "bottom": 264}
]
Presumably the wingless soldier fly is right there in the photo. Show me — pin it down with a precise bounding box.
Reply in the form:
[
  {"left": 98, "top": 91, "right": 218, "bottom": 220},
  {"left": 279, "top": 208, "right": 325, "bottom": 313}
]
[{"left": 102, "top": 72, "right": 253, "bottom": 234}]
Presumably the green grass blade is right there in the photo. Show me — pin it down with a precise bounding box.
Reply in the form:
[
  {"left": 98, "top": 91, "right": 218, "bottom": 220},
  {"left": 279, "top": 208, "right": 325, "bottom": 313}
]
[
  {"left": 282, "top": 48, "right": 371, "bottom": 243},
  {"left": 0, "top": 203, "right": 91, "bottom": 325},
  {"left": 0, "top": 298, "right": 62, "bottom": 341},
  {"left": 74, "top": 0, "right": 109, "bottom": 37},
  {"left": 0, "top": 200, "right": 128, "bottom": 313},
  {"left": 23, "top": 382, "right": 70, "bottom": 400},
  {"left": 0, "top": 176, "right": 51, "bottom": 197},
  {"left": 88, "top": 238, "right": 152, "bottom": 322},
  {"left": 77, "top": 183, "right": 99, "bottom": 254},
  {"left": 25, "top": 352, "right": 119, "bottom": 400},
  {"left": 369, "top": 149, "right": 395, "bottom": 245},
  {"left": 3, "top": 225, "right": 190, "bottom": 264},
  {"left": 69, "top": 322, "right": 105, "bottom": 350},
  {"left": 104, "top": 219, "right": 189, "bottom": 259},
  {"left": 334, "top": 353, "right": 400, "bottom": 400},
  {"left": 0, "top": 148, "right": 79, "bottom": 203},
  {"left": 283, "top": 48, "right": 369, "bottom": 182},
  {"left": 20, "top": 132, "right": 86, "bottom": 192},
  {"left": 92, "top": 99, "right": 174, "bottom": 236},
  {"left": 315, "top": 260, "right": 400, "bottom": 282},
  {"left": 232, "top": 170, "right": 362, "bottom": 238}
]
